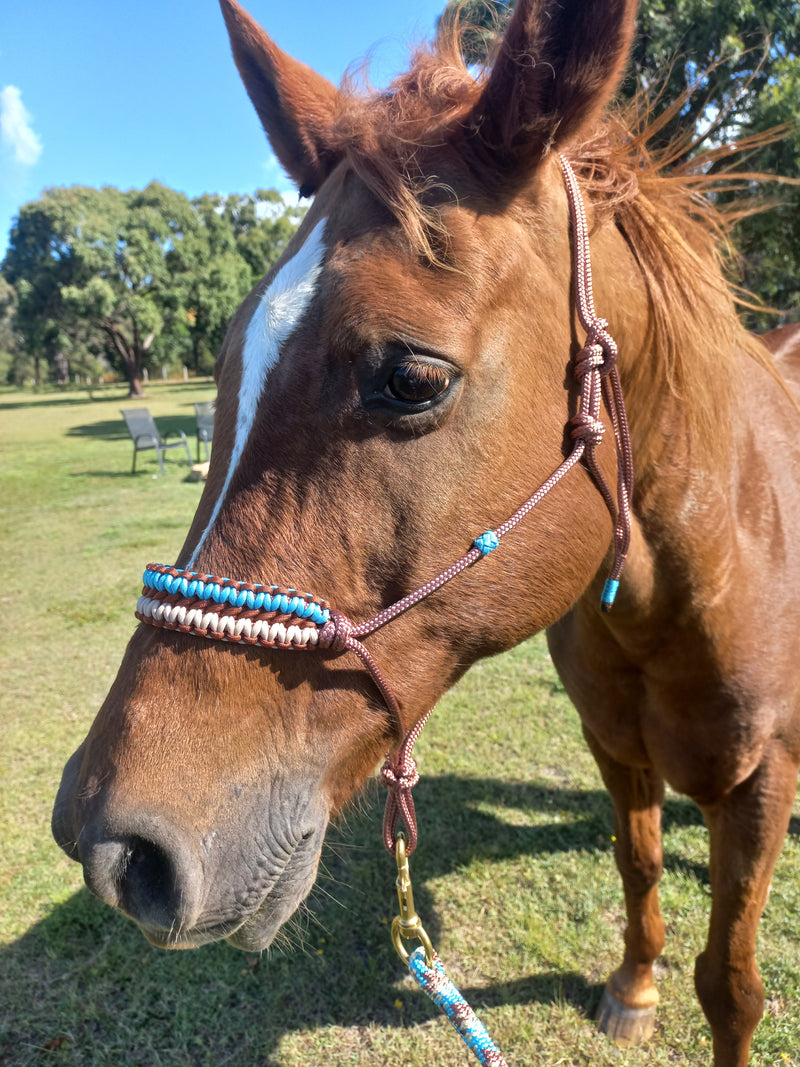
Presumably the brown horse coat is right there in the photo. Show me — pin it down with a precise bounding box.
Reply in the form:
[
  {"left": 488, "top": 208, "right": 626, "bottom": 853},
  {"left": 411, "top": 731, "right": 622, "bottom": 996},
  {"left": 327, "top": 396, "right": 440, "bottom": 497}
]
[{"left": 53, "top": 2, "right": 800, "bottom": 1063}]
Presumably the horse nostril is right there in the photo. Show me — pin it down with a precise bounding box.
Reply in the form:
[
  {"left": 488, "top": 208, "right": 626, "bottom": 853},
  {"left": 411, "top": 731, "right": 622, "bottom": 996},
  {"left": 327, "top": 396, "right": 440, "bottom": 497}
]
[
  {"left": 120, "top": 838, "right": 173, "bottom": 918},
  {"left": 80, "top": 825, "right": 201, "bottom": 938}
]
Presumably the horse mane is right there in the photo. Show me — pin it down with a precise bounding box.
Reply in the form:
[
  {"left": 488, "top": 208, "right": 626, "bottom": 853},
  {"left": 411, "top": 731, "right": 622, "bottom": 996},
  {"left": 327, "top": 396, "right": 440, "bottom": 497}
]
[
  {"left": 570, "top": 109, "right": 793, "bottom": 466},
  {"left": 569, "top": 111, "right": 781, "bottom": 467},
  {"left": 331, "top": 33, "right": 485, "bottom": 261},
  {"left": 328, "top": 29, "right": 785, "bottom": 469}
]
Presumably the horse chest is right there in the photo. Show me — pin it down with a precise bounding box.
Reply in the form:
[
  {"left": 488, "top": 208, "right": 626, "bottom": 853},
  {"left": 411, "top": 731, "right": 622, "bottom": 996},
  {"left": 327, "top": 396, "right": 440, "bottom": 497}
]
[{"left": 548, "top": 606, "right": 789, "bottom": 802}]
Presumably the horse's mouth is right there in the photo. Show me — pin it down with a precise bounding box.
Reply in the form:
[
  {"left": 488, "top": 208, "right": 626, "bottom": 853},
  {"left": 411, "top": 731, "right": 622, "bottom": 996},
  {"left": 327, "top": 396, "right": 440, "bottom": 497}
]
[
  {"left": 53, "top": 745, "right": 331, "bottom": 954},
  {"left": 141, "top": 922, "right": 261, "bottom": 951},
  {"left": 132, "top": 822, "right": 326, "bottom": 953}
]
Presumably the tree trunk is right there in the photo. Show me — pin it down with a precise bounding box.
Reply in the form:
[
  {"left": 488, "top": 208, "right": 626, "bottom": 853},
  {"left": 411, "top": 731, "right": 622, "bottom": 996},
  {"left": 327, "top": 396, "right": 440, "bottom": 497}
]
[
  {"left": 127, "top": 372, "right": 146, "bottom": 398},
  {"left": 124, "top": 343, "right": 146, "bottom": 396},
  {"left": 104, "top": 322, "right": 146, "bottom": 397}
]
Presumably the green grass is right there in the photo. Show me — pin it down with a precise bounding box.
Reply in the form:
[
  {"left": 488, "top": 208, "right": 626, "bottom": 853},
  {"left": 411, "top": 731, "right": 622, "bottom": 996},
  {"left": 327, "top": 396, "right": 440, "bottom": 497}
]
[{"left": 1, "top": 386, "right": 799, "bottom": 1066}]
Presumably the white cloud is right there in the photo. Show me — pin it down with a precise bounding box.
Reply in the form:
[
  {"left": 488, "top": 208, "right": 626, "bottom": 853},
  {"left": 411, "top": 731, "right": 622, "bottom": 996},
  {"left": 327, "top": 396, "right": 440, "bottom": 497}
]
[{"left": 0, "top": 85, "right": 43, "bottom": 167}]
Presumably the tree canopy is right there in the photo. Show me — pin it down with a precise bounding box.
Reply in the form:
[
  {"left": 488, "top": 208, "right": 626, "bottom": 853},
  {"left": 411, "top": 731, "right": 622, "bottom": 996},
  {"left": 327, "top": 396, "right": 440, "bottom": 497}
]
[
  {"left": 438, "top": 0, "right": 800, "bottom": 318},
  {"left": 1, "top": 184, "right": 305, "bottom": 394},
  {"left": 3, "top": 0, "right": 797, "bottom": 390}
]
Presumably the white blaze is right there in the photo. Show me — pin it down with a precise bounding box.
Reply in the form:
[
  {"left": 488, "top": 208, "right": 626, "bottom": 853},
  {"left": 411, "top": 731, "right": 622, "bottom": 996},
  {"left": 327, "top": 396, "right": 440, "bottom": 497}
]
[{"left": 187, "top": 218, "right": 327, "bottom": 567}]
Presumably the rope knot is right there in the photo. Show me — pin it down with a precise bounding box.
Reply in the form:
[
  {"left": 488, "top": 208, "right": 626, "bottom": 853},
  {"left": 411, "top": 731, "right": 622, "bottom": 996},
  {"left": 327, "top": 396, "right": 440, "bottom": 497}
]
[
  {"left": 570, "top": 412, "right": 605, "bottom": 447},
  {"left": 586, "top": 317, "right": 618, "bottom": 375},
  {"left": 381, "top": 755, "right": 420, "bottom": 793},
  {"left": 573, "top": 342, "right": 604, "bottom": 381},
  {"left": 318, "top": 609, "right": 355, "bottom": 651}
]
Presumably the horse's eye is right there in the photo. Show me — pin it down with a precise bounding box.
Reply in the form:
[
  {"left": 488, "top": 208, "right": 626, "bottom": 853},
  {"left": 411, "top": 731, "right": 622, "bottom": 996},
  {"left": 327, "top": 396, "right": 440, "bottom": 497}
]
[{"left": 385, "top": 362, "right": 451, "bottom": 405}]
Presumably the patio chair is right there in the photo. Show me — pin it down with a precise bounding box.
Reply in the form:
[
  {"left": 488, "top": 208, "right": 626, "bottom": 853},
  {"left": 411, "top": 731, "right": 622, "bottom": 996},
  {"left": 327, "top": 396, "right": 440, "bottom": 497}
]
[
  {"left": 194, "top": 401, "right": 215, "bottom": 462},
  {"left": 120, "top": 408, "right": 192, "bottom": 475}
]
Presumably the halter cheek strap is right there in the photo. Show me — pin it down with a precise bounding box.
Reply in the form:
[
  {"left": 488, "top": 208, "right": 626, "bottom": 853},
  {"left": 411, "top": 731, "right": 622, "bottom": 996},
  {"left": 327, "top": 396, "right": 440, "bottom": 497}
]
[
  {"left": 135, "top": 155, "right": 633, "bottom": 856},
  {"left": 559, "top": 155, "right": 633, "bottom": 606}
]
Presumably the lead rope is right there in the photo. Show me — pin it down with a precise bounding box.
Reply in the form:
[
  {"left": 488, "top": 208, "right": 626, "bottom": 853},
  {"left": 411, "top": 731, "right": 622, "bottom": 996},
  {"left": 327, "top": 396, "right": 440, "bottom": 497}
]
[
  {"left": 135, "top": 155, "right": 632, "bottom": 1067},
  {"left": 391, "top": 834, "right": 509, "bottom": 1067}
]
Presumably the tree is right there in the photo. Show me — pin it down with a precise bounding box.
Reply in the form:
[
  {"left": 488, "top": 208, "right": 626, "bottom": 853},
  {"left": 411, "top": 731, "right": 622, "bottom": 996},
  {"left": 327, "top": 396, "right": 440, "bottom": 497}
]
[
  {"left": 3, "top": 184, "right": 186, "bottom": 396},
  {"left": 0, "top": 276, "right": 19, "bottom": 384},
  {"left": 2, "top": 184, "right": 306, "bottom": 394},
  {"left": 169, "top": 189, "right": 305, "bottom": 376},
  {"left": 437, "top": 0, "right": 507, "bottom": 64},
  {"left": 438, "top": 0, "right": 800, "bottom": 317},
  {"left": 1, "top": 195, "right": 71, "bottom": 389},
  {"left": 225, "top": 189, "right": 305, "bottom": 283},
  {"left": 623, "top": 1, "right": 800, "bottom": 317}
]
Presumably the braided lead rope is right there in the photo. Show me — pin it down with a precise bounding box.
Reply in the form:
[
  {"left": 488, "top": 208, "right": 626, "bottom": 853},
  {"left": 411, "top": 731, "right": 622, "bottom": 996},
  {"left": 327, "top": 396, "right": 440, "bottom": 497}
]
[{"left": 408, "top": 948, "right": 509, "bottom": 1067}]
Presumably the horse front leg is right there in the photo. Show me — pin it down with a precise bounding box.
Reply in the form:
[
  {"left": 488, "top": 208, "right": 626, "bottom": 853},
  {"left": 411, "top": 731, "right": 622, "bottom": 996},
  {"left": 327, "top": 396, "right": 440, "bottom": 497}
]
[
  {"left": 695, "top": 742, "right": 797, "bottom": 1067},
  {"left": 583, "top": 727, "right": 666, "bottom": 1046}
]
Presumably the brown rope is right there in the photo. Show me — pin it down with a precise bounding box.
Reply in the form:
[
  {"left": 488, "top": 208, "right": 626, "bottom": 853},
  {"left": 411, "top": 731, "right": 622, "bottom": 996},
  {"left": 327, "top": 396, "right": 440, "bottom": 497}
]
[{"left": 560, "top": 155, "right": 634, "bottom": 594}]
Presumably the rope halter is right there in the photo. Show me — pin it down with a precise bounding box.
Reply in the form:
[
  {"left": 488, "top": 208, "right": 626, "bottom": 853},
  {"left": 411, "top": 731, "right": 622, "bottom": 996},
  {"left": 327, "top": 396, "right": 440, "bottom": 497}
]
[{"left": 135, "top": 155, "right": 634, "bottom": 854}]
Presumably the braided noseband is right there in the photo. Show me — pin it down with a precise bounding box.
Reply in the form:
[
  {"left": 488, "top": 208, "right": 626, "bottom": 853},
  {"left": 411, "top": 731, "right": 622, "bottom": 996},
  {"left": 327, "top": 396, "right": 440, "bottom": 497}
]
[{"left": 136, "top": 156, "right": 634, "bottom": 855}]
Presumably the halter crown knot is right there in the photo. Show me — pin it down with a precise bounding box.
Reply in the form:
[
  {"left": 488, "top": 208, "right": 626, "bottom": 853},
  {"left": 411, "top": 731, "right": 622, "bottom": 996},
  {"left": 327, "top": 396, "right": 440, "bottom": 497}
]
[{"left": 318, "top": 609, "right": 355, "bottom": 651}]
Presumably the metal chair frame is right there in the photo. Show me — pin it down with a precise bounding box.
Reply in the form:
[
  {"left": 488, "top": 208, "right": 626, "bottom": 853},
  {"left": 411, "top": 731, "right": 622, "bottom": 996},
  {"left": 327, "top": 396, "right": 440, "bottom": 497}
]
[
  {"left": 120, "top": 409, "right": 193, "bottom": 475},
  {"left": 194, "top": 402, "right": 215, "bottom": 463}
]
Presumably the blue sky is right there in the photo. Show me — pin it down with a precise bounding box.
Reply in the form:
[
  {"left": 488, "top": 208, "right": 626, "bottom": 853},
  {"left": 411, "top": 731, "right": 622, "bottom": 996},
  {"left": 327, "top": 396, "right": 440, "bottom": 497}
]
[{"left": 0, "top": 0, "right": 449, "bottom": 258}]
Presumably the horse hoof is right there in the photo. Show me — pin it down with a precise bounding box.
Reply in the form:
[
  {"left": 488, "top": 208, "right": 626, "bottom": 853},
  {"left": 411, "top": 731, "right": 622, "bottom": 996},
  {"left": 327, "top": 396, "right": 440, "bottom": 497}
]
[{"left": 596, "top": 987, "right": 657, "bottom": 1047}]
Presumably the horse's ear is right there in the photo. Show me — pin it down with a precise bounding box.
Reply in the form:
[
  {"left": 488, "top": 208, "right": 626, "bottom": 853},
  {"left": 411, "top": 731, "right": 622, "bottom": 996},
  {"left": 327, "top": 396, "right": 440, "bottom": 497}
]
[
  {"left": 219, "top": 0, "right": 342, "bottom": 196},
  {"left": 467, "top": 0, "right": 637, "bottom": 167}
]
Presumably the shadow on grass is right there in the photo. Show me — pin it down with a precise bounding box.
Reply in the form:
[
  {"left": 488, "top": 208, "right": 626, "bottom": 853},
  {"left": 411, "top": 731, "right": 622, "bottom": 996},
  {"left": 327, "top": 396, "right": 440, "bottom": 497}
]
[
  {"left": 0, "top": 777, "right": 705, "bottom": 1065},
  {"left": 66, "top": 414, "right": 196, "bottom": 442},
  {"left": 67, "top": 462, "right": 198, "bottom": 480},
  {"left": 0, "top": 381, "right": 215, "bottom": 414},
  {"left": 66, "top": 469, "right": 190, "bottom": 480},
  {"left": 0, "top": 392, "right": 129, "bottom": 412}
]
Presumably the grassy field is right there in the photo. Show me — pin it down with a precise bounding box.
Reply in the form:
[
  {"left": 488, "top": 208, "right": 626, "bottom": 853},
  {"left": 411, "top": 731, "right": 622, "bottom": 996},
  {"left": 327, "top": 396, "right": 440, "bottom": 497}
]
[{"left": 1, "top": 385, "right": 799, "bottom": 1066}]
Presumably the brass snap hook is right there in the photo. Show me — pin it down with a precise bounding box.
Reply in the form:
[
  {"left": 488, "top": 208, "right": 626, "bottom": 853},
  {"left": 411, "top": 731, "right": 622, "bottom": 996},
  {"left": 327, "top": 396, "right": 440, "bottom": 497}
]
[{"left": 390, "top": 832, "right": 435, "bottom": 966}]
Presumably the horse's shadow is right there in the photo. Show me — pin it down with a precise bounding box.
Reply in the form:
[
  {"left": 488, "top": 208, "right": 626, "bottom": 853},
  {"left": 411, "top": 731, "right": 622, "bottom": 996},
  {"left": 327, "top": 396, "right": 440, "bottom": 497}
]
[{"left": 1, "top": 776, "right": 708, "bottom": 1065}]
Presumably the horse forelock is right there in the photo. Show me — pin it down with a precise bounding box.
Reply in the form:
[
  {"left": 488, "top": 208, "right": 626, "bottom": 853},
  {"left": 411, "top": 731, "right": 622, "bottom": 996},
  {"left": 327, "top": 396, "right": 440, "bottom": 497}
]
[{"left": 327, "top": 34, "right": 487, "bottom": 268}]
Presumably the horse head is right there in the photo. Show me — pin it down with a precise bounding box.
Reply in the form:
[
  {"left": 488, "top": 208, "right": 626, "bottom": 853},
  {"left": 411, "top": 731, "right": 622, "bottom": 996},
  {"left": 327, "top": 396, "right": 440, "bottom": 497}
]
[{"left": 53, "top": 0, "right": 642, "bottom": 951}]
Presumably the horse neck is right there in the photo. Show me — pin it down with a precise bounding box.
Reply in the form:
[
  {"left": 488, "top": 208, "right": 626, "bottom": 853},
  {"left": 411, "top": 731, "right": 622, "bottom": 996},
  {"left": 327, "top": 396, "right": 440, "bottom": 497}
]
[
  {"left": 591, "top": 193, "right": 747, "bottom": 494},
  {"left": 585, "top": 199, "right": 763, "bottom": 606}
]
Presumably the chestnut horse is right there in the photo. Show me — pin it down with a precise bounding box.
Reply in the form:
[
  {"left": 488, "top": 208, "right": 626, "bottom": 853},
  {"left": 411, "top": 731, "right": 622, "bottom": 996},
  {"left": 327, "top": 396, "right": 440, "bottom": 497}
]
[
  {"left": 53, "top": 0, "right": 800, "bottom": 1063},
  {"left": 762, "top": 320, "right": 800, "bottom": 363}
]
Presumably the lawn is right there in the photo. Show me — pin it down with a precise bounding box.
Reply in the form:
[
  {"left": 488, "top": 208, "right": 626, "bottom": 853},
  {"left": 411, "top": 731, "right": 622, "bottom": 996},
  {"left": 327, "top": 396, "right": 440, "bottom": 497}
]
[{"left": 1, "top": 385, "right": 799, "bottom": 1066}]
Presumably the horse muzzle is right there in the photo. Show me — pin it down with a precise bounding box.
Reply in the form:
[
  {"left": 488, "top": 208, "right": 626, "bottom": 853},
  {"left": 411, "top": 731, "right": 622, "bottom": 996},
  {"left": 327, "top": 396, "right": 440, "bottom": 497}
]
[{"left": 52, "top": 745, "right": 329, "bottom": 950}]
